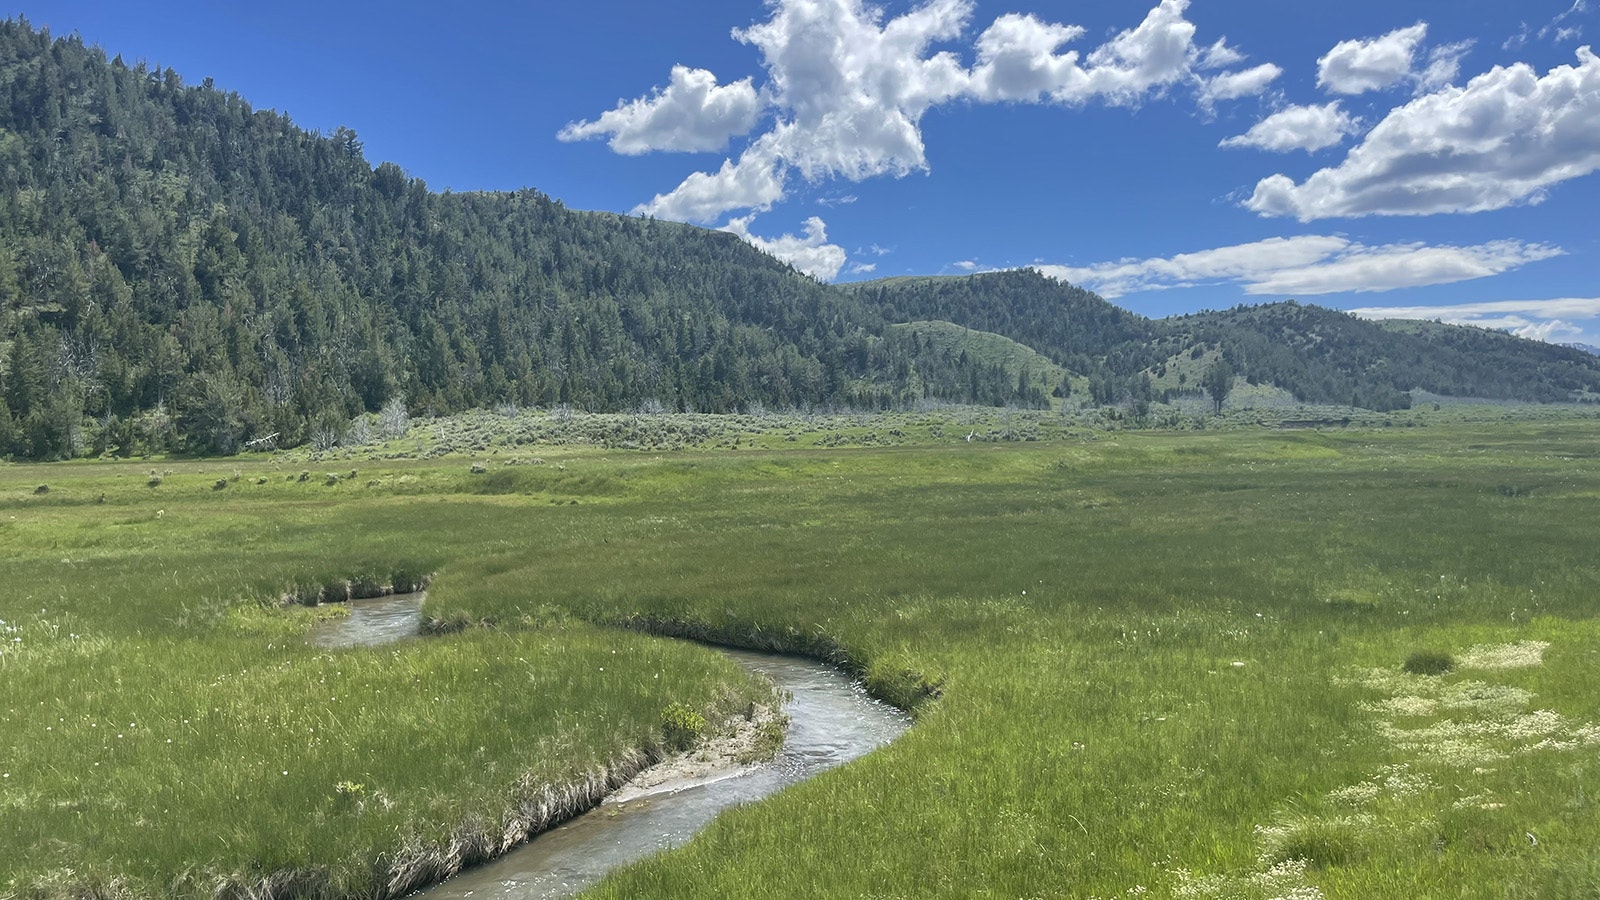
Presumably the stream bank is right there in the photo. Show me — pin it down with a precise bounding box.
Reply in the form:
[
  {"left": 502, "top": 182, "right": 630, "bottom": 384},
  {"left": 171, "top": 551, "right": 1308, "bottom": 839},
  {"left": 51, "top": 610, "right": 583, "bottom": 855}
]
[{"left": 308, "top": 593, "right": 911, "bottom": 900}]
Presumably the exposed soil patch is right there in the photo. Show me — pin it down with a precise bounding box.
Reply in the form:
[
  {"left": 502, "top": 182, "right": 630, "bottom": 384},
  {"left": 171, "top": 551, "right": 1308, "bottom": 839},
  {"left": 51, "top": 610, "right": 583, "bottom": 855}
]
[{"left": 612, "top": 703, "right": 786, "bottom": 803}]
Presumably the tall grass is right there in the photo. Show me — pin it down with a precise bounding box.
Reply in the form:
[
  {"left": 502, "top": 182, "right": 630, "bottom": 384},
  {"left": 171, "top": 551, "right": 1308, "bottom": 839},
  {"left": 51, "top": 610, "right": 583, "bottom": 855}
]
[{"left": 2, "top": 411, "right": 1598, "bottom": 898}]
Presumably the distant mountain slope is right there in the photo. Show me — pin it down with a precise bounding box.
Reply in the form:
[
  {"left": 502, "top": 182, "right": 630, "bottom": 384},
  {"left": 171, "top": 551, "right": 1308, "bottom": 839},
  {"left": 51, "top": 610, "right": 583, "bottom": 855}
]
[
  {"left": 848, "top": 270, "right": 1153, "bottom": 371},
  {"left": 1172, "top": 306, "right": 1600, "bottom": 407},
  {"left": 851, "top": 272, "right": 1600, "bottom": 410}
]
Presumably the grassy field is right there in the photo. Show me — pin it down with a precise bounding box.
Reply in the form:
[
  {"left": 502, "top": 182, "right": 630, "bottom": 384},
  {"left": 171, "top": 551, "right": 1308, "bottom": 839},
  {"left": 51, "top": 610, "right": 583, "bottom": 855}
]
[{"left": 3, "top": 407, "right": 1599, "bottom": 899}]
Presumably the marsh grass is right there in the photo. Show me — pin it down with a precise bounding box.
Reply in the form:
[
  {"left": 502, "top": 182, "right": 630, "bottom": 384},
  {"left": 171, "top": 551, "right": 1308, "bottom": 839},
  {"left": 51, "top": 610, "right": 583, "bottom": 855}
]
[
  {"left": 1402, "top": 649, "right": 1455, "bottom": 675},
  {"left": 3, "top": 410, "right": 1599, "bottom": 898}
]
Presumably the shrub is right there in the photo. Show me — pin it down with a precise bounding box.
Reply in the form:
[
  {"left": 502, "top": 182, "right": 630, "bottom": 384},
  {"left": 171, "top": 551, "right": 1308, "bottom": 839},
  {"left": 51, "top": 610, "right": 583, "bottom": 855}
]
[
  {"left": 1403, "top": 649, "right": 1454, "bottom": 676},
  {"left": 661, "top": 702, "right": 707, "bottom": 752},
  {"left": 33, "top": 483, "right": 48, "bottom": 494},
  {"left": 212, "top": 478, "right": 228, "bottom": 491}
]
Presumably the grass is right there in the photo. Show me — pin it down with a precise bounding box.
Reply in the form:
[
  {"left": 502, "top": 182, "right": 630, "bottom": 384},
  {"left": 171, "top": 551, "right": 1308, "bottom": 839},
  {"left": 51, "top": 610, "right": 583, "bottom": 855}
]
[
  {"left": 2, "top": 406, "right": 1599, "bottom": 898},
  {"left": 1402, "top": 649, "right": 1455, "bottom": 675}
]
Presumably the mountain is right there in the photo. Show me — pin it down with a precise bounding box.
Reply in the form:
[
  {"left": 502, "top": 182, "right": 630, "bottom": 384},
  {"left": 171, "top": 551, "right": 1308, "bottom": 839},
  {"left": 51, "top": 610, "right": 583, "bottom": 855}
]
[
  {"left": 851, "top": 274, "right": 1600, "bottom": 411},
  {"left": 0, "top": 19, "right": 1042, "bottom": 459},
  {"left": 1, "top": 19, "right": 1597, "bottom": 460},
  {"left": 1173, "top": 306, "right": 1600, "bottom": 409},
  {"left": 1565, "top": 342, "right": 1600, "bottom": 356}
]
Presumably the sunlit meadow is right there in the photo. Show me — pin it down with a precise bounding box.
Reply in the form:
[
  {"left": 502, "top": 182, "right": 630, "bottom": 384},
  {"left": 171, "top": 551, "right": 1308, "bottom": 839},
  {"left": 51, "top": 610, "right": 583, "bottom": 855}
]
[{"left": 2, "top": 406, "right": 1598, "bottom": 898}]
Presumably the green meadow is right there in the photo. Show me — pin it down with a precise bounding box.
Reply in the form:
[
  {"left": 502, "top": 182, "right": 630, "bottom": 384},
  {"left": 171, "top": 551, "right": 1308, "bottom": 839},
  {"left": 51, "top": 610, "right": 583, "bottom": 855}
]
[{"left": 2, "top": 408, "right": 1598, "bottom": 899}]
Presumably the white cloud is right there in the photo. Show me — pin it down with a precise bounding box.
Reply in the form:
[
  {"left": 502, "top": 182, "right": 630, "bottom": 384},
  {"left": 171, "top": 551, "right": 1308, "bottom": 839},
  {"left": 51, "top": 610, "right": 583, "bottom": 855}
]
[
  {"left": 1247, "top": 47, "right": 1600, "bottom": 220},
  {"left": 965, "top": 0, "right": 1280, "bottom": 109},
  {"left": 1349, "top": 297, "right": 1600, "bottom": 343},
  {"left": 952, "top": 259, "right": 979, "bottom": 271},
  {"left": 1075, "top": 0, "right": 1205, "bottom": 104},
  {"left": 847, "top": 262, "right": 879, "bottom": 275},
  {"left": 1505, "top": 23, "right": 1533, "bottom": 52},
  {"left": 557, "top": 66, "right": 762, "bottom": 154},
  {"left": 1197, "top": 38, "right": 1245, "bottom": 70},
  {"left": 1245, "top": 240, "right": 1563, "bottom": 295},
  {"left": 1418, "top": 40, "right": 1475, "bottom": 92},
  {"left": 721, "top": 214, "right": 848, "bottom": 280},
  {"left": 601, "top": 0, "right": 1281, "bottom": 223},
  {"left": 1036, "top": 236, "right": 1561, "bottom": 298},
  {"left": 1220, "top": 102, "right": 1358, "bottom": 152},
  {"left": 1541, "top": 1, "right": 1591, "bottom": 42},
  {"left": 1199, "top": 63, "right": 1283, "bottom": 106},
  {"left": 966, "top": 12, "right": 1087, "bottom": 102},
  {"left": 1317, "top": 23, "right": 1429, "bottom": 94},
  {"left": 736, "top": 0, "right": 971, "bottom": 184},
  {"left": 634, "top": 133, "right": 787, "bottom": 221}
]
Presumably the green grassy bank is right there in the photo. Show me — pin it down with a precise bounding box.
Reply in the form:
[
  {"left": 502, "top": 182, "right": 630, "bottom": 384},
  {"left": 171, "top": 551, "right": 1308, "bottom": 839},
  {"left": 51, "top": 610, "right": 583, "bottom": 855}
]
[{"left": 3, "top": 409, "right": 1599, "bottom": 898}]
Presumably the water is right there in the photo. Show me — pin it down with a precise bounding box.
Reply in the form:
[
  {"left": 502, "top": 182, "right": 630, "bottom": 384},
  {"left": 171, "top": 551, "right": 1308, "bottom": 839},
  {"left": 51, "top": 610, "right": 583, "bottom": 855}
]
[
  {"left": 305, "top": 592, "right": 427, "bottom": 648},
  {"left": 304, "top": 595, "right": 910, "bottom": 900},
  {"left": 419, "top": 649, "right": 909, "bottom": 899}
]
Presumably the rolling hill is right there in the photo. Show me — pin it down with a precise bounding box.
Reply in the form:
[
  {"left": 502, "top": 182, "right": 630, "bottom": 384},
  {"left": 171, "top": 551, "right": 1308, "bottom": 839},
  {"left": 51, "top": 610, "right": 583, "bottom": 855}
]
[{"left": 2, "top": 17, "right": 1597, "bottom": 459}]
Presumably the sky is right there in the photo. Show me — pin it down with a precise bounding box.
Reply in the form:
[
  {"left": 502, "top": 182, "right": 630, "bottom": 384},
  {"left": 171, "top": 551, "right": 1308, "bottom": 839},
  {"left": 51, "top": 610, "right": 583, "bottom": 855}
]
[{"left": 10, "top": 0, "right": 1600, "bottom": 346}]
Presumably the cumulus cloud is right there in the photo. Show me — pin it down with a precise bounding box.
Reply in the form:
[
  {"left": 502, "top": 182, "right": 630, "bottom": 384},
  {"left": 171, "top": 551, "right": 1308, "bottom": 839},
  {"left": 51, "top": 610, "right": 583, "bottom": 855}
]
[
  {"left": 721, "top": 214, "right": 848, "bottom": 280},
  {"left": 635, "top": 133, "right": 787, "bottom": 221},
  {"left": 735, "top": 0, "right": 971, "bottom": 184},
  {"left": 1317, "top": 23, "right": 1429, "bottom": 94},
  {"left": 1069, "top": 0, "right": 1205, "bottom": 104},
  {"left": 1036, "top": 236, "right": 1561, "bottom": 298},
  {"left": 1220, "top": 102, "right": 1358, "bottom": 152},
  {"left": 965, "top": 1, "right": 1225, "bottom": 107},
  {"left": 1247, "top": 47, "right": 1600, "bottom": 220},
  {"left": 1349, "top": 297, "right": 1600, "bottom": 343},
  {"left": 586, "top": 0, "right": 1280, "bottom": 222},
  {"left": 558, "top": 66, "right": 762, "bottom": 154},
  {"left": 967, "top": 12, "right": 1089, "bottom": 102},
  {"left": 1316, "top": 23, "right": 1472, "bottom": 97}
]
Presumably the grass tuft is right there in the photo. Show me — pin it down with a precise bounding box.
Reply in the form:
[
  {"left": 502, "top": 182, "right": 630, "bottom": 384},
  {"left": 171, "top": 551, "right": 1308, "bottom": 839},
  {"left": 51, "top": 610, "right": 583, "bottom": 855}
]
[{"left": 1402, "top": 649, "right": 1455, "bottom": 675}]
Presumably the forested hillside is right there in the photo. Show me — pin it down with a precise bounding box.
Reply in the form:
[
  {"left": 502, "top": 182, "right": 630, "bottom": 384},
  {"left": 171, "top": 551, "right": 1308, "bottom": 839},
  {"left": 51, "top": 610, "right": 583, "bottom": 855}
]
[
  {"left": 852, "top": 273, "right": 1600, "bottom": 411},
  {"left": 1175, "top": 304, "right": 1600, "bottom": 409},
  {"left": 0, "top": 20, "right": 1039, "bottom": 459},
  {"left": 2, "top": 18, "right": 1597, "bottom": 460}
]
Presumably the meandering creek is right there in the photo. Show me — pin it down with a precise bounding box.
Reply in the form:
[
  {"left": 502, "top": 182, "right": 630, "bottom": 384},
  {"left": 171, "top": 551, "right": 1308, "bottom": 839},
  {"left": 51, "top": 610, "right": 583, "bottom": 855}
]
[{"left": 307, "top": 593, "right": 911, "bottom": 900}]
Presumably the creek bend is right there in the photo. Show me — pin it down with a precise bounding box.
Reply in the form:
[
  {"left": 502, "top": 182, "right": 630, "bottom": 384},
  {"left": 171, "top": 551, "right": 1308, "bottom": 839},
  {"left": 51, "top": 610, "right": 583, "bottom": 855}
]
[{"left": 306, "top": 592, "right": 912, "bottom": 900}]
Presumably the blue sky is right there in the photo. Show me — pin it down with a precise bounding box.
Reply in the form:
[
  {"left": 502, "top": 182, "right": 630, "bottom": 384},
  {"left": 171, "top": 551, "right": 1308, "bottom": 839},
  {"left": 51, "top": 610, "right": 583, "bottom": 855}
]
[{"left": 11, "top": 0, "right": 1600, "bottom": 345}]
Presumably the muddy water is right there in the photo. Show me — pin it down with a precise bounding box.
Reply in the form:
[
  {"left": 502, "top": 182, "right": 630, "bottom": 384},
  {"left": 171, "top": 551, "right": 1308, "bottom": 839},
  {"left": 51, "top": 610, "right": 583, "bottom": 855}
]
[
  {"left": 305, "top": 596, "right": 909, "bottom": 899},
  {"left": 305, "top": 592, "right": 427, "bottom": 648}
]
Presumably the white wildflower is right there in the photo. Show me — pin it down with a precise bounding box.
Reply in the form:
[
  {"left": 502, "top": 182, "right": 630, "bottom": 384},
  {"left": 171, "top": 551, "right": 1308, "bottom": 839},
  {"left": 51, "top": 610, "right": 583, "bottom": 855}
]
[{"left": 1457, "top": 640, "right": 1549, "bottom": 670}]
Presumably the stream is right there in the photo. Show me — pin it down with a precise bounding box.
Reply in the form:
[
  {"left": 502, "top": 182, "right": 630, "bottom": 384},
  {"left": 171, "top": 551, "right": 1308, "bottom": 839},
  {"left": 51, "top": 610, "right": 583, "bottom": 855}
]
[{"left": 306, "top": 593, "right": 911, "bottom": 900}]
